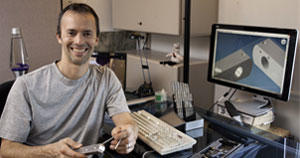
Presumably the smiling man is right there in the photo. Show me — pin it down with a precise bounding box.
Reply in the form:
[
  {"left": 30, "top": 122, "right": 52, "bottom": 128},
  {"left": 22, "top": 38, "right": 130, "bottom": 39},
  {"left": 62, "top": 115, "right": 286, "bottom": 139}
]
[{"left": 0, "top": 3, "right": 138, "bottom": 158}]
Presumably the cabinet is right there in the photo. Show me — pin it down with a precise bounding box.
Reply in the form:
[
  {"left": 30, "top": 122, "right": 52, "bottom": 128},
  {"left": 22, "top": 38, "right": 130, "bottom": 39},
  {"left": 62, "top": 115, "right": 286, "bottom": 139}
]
[
  {"left": 125, "top": 50, "right": 214, "bottom": 108},
  {"left": 112, "top": 0, "right": 218, "bottom": 35},
  {"left": 62, "top": 0, "right": 113, "bottom": 32}
]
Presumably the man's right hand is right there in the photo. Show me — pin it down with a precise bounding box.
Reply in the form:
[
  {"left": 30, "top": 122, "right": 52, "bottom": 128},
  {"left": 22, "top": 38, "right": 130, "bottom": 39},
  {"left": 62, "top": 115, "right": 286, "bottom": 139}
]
[
  {"left": 0, "top": 138, "right": 86, "bottom": 158},
  {"left": 45, "top": 137, "right": 87, "bottom": 158}
]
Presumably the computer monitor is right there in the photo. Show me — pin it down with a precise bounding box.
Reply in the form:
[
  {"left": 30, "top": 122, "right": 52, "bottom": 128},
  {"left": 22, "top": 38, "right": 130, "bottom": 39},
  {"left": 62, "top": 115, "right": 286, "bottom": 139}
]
[{"left": 208, "top": 24, "right": 298, "bottom": 101}]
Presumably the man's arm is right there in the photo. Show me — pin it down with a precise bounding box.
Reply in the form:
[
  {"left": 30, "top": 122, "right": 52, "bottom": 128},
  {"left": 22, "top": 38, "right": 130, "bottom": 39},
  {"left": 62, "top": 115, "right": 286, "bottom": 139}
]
[
  {"left": 110, "top": 112, "right": 138, "bottom": 154},
  {"left": 0, "top": 138, "right": 86, "bottom": 158}
]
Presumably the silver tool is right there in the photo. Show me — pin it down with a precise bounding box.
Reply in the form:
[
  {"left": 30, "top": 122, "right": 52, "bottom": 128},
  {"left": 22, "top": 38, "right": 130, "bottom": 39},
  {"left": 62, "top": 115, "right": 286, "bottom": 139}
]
[
  {"left": 114, "top": 129, "right": 128, "bottom": 150},
  {"left": 114, "top": 139, "right": 122, "bottom": 150},
  {"left": 102, "top": 137, "right": 114, "bottom": 145},
  {"left": 75, "top": 137, "right": 113, "bottom": 155}
]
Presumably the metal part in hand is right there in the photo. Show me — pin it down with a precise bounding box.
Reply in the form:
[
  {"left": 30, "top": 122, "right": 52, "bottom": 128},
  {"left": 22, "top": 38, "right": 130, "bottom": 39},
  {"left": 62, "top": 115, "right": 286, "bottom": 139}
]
[{"left": 75, "top": 137, "right": 113, "bottom": 155}]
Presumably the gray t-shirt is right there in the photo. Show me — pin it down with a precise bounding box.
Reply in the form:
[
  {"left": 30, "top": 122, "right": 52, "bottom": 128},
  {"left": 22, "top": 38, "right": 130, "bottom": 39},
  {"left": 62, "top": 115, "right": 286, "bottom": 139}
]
[{"left": 0, "top": 63, "right": 130, "bottom": 146}]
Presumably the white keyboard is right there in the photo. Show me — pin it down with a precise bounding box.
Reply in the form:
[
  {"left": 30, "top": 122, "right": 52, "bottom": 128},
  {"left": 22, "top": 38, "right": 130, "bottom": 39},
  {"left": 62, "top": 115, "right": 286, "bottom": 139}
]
[{"left": 131, "top": 110, "right": 197, "bottom": 155}]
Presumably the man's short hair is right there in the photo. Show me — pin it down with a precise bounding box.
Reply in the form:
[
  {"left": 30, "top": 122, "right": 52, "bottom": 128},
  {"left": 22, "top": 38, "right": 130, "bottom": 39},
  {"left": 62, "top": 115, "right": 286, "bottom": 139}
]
[{"left": 57, "top": 3, "right": 100, "bottom": 37}]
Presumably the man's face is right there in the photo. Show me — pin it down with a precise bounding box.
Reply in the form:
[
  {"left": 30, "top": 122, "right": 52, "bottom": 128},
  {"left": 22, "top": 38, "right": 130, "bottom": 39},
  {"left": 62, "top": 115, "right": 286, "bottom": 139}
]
[{"left": 57, "top": 11, "right": 99, "bottom": 65}]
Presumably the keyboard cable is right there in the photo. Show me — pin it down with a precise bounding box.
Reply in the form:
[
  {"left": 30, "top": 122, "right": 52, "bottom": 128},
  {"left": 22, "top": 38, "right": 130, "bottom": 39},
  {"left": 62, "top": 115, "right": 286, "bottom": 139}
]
[
  {"left": 208, "top": 88, "right": 232, "bottom": 113},
  {"left": 142, "top": 150, "right": 155, "bottom": 158}
]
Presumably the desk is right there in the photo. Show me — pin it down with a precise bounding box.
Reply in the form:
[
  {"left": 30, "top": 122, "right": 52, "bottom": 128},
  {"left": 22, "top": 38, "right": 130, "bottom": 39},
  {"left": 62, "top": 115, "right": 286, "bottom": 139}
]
[{"left": 100, "top": 101, "right": 299, "bottom": 158}]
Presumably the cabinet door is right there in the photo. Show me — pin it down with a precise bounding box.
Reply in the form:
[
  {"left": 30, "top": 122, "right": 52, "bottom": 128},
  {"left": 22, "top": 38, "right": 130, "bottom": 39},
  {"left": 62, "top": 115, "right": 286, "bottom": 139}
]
[
  {"left": 190, "top": 0, "right": 218, "bottom": 36},
  {"left": 62, "top": 0, "right": 113, "bottom": 32},
  {"left": 112, "top": 0, "right": 181, "bottom": 35}
]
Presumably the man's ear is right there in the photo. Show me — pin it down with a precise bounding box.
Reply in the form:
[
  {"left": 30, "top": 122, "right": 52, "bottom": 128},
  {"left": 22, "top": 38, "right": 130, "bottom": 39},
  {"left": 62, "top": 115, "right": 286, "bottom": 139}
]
[{"left": 56, "top": 33, "right": 62, "bottom": 44}]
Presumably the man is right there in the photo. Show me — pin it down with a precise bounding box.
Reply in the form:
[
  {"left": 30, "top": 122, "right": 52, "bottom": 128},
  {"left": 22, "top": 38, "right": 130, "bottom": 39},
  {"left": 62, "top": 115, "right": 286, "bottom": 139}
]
[{"left": 0, "top": 3, "right": 138, "bottom": 158}]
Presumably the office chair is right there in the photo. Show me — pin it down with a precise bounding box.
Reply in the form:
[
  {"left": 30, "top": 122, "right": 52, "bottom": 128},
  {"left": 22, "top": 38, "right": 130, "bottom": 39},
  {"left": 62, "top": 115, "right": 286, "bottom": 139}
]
[
  {"left": 0, "top": 80, "right": 14, "bottom": 148},
  {"left": 0, "top": 80, "right": 15, "bottom": 117},
  {"left": 0, "top": 80, "right": 14, "bottom": 147}
]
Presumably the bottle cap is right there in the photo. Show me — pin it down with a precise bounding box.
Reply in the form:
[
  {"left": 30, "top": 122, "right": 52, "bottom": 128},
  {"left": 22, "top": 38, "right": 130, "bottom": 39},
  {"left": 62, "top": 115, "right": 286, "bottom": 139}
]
[{"left": 11, "top": 27, "right": 21, "bottom": 35}]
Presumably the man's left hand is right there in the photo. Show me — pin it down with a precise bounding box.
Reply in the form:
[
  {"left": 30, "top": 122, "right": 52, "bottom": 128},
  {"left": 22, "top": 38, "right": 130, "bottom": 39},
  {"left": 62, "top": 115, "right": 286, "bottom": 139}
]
[{"left": 110, "top": 124, "right": 138, "bottom": 154}]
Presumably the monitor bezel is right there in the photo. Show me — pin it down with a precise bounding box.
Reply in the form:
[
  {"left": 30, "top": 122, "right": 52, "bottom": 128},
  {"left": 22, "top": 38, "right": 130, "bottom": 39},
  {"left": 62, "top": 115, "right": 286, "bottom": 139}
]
[{"left": 208, "top": 24, "right": 298, "bottom": 101}]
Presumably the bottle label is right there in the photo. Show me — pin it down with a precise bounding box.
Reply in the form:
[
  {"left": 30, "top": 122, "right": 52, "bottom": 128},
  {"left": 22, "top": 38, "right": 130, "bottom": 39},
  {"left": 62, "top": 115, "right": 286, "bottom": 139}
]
[{"left": 11, "top": 63, "right": 29, "bottom": 77}]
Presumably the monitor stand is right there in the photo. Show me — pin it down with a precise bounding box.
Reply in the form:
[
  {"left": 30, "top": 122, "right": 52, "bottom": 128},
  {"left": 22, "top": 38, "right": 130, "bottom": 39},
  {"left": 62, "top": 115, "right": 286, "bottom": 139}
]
[
  {"left": 230, "top": 95, "right": 272, "bottom": 116},
  {"left": 246, "top": 95, "right": 270, "bottom": 108}
]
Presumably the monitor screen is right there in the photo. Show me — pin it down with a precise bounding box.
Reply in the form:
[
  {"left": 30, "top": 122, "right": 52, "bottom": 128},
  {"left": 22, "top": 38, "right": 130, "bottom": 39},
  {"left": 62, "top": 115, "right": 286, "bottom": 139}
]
[{"left": 208, "top": 24, "right": 298, "bottom": 101}]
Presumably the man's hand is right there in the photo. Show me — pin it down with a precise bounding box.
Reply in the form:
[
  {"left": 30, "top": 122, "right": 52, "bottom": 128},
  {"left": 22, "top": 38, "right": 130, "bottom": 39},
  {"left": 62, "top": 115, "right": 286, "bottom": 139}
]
[
  {"left": 0, "top": 138, "right": 86, "bottom": 158},
  {"left": 109, "top": 124, "right": 138, "bottom": 154},
  {"left": 45, "top": 137, "right": 87, "bottom": 158}
]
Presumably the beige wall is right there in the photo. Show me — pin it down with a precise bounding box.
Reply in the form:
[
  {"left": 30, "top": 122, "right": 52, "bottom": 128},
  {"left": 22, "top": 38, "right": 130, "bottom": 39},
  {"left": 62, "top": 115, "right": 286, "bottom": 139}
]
[
  {"left": 217, "top": 0, "right": 300, "bottom": 138},
  {"left": 62, "top": 0, "right": 113, "bottom": 32},
  {"left": 0, "top": 0, "right": 61, "bottom": 83}
]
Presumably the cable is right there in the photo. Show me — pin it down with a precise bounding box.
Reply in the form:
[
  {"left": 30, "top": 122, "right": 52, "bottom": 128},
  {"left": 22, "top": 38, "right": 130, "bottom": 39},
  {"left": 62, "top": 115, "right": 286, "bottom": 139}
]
[
  {"left": 228, "top": 89, "right": 237, "bottom": 101},
  {"left": 208, "top": 88, "right": 232, "bottom": 112},
  {"left": 142, "top": 150, "right": 155, "bottom": 158}
]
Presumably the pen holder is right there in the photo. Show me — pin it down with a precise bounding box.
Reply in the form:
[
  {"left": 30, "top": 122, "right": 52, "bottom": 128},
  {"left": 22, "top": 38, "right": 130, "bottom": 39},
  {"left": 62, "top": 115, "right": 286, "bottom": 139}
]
[{"left": 172, "top": 94, "right": 196, "bottom": 121}]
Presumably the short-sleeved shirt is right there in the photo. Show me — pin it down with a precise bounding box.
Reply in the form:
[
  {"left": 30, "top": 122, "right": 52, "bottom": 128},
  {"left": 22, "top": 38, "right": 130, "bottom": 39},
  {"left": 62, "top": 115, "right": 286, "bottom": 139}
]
[{"left": 0, "top": 62, "right": 130, "bottom": 146}]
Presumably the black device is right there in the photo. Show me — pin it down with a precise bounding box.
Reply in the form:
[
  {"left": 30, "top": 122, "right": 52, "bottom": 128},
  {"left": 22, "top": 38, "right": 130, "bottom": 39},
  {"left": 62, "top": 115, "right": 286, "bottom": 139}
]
[
  {"left": 135, "top": 53, "right": 155, "bottom": 97},
  {"left": 208, "top": 24, "right": 298, "bottom": 102},
  {"left": 224, "top": 101, "right": 240, "bottom": 117},
  {"left": 191, "top": 138, "right": 244, "bottom": 158},
  {"left": 224, "top": 100, "right": 244, "bottom": 126},
  {"left": 137, "top": 82, "right": 154, "bottom": 97},
  {"left": 132, "top": 33, "right": 155, "bottom": 98}
]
